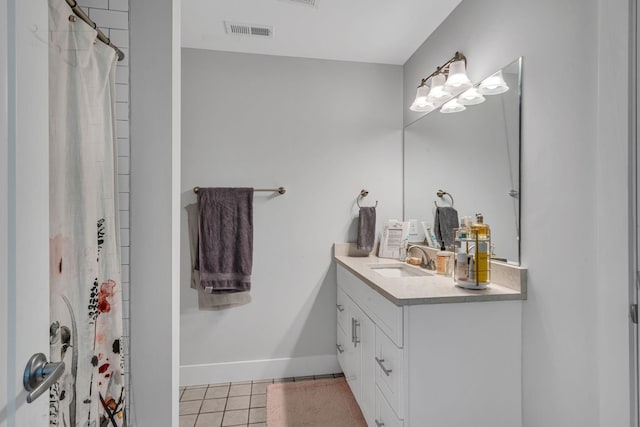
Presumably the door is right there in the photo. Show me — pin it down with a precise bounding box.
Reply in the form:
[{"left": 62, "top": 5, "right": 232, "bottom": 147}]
[{"left": 1, "top": 0, "right": 51, "bottom": 426}]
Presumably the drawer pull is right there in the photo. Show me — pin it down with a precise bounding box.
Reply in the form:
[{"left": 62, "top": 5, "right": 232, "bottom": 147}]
[
  {"left": 375, "top": 357, "right": 392, "bottom": 376},
  {"left": 353, "top": 320, "right": 360, "bottom": 347},
  {"left": 375, "top": 420, "right": 385, "bottom": 427},
  {"left": 336, "top": 344, "right": 344, "bottom": 354},
  {"left": 336, "top": 304, "right": 345, "bottom": 312}
]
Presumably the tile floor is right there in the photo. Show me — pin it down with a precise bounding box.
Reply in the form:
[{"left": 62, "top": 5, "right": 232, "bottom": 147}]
[{"left": 179, "top": 373, "right": 345, "bottom": 427}]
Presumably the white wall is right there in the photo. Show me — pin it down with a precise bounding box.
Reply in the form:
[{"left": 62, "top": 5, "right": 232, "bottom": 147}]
[
  {"left": 130, "top": 0, "right": 180, "bottom": 425},
  {"left": 595, "top": 0, "right": 633, "bottom": 425},
  {"left": 180, "top": 49, "right": 403, "bottom": 383},
  {"left": 404, "top": 0, "right": 632, "bottom": 426}
]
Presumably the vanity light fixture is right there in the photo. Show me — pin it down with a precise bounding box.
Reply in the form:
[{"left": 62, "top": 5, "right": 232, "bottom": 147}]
[
  {"left": 478, "top": 69, "right": 509, "bottom": 95},
  {"left": 440, "top": 97, "right": 466, "bottom": 114},
  {"left": 410, "top": 51, "right": 472, "bottom": 114},
  {"left": 458, "top": 87, "right": 486, "bottom": 105}
]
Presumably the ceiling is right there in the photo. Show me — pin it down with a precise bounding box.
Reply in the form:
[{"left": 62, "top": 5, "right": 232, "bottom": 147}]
[{"left": 181, "top": 0, "right": 462, "bottom": 65}]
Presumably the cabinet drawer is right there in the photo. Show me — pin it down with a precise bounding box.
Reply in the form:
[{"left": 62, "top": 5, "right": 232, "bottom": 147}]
[
  {"left": 375, "top": 386, "right": 403, "bottom": 427},
  {"left": 337, "top": 265, "right": 404, "bottom": 347},
  {"left": 375, "top": 327, "right": 404, "bottom": 419},
  {"left": 337, "top": 287, "right": 348, "bottom": 332}
]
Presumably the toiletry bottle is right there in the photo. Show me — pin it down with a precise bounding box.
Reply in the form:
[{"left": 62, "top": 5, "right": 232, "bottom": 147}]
[
  {"left": 455, "top": 252, "right": 468, "bottom": 281},
  {"left": 471, "top": 213, "right": 490, "bottom": 283},
  {"left": 471, "top": 213, "right": 490, "bottom": 238}
]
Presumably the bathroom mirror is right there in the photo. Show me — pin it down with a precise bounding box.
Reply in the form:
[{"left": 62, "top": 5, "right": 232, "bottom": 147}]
[{"left": 404, "top": 57, "right": 522, "bottom": 264}]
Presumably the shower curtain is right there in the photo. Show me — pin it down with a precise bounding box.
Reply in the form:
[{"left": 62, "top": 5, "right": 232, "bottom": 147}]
[{"left": 48, "top": 0, "right": 126, "bottom": 425}]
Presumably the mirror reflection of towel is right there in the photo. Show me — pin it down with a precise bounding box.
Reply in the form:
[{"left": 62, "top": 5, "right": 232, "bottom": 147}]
[{"left": 434, "top": 207, "right": 459, "bottom": 249}]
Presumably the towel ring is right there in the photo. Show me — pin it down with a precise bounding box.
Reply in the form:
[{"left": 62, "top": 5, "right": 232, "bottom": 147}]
[
  {"left": 357, "top": 189, "right": 378, "bottom": 208},
  {"left": 434, "top": 189, "right": 454, "bottom": 208}
]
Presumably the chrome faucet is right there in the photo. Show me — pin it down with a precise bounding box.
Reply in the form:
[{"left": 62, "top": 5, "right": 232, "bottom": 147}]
[{"left": 407, "top": 244, "right": 435, "bottom": 270}]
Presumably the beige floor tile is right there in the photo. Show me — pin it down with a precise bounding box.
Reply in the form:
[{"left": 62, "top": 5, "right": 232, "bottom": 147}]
[
  {"left": 210, "top": 382, "right": 230, "bottom": 387},
  {"left": 248, "top": 423, "right": 266, "bottom": 427},
  {"left": 179, "top": 414, "right": 197, "bottom": 427},
  {"left": 250, "top": 382, "right": 268, "bottom": 394},
  {"left": 231, "top": 380, "right": 252, "bottom": 385},
  {"left": 248, "top": 407, "right": 267, "bottom": 424},
  {"left": 249, "top": 394, "right": 266, "bottom": 408},
  {"left": 222, "top": 409, "right": 249, "bottom": 426},
  {"left": 228, "top": 383, "right": 251, "bottom": 397},
  {"left": 226, "top": 395, "right": 250, "bottom": 410},
  {"left": 200, "top": 398, "right": 227, "bottom": 413},
  {"left": 206, "top": 385, "right": 230, "bottom": 399},
  {"left": 182, "top": 388, "right": 207, "bottom": 401},
  {"left": 179, "top": 400, "right": 202, "bottom": 415},
  {"left": 195, "top": 412, "right": 224, "bottom": 427},
  {"left": 187, "top": 384, "right": 208, "bottom": 389}
]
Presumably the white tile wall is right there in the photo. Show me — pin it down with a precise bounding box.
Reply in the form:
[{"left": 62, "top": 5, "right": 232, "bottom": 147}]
[{"left": 78, "top": 0, "right": 130, "bottom": 424}]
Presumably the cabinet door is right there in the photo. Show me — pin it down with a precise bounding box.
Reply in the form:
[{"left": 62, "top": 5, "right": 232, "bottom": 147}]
[
  {"left": 352, "top": 302, "right": 375, "bottom": 426},
  {"left": 341, "top": 295, "right": 361, "bottom": 402},
  {"left": 337, "top": 321, "right": 349, "bottom": 373}
]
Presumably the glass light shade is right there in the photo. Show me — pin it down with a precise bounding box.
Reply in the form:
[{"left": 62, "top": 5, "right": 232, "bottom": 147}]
[
  {"left": 440, "top": 98, "right": 466, "bottom": 114},
  {"left": 444, "top": 60, "right": 472, "bottom": 92},
  {"left": 426, "top": 73, "right": 450, "bottom": 102},
  {"left": 413, "top": 84, "right": 430, "bottom": 105},
  {"left": 458, "top": 87, "right": 486, "bottom": 105},
  {"left": 478, "top": 70, "right": 509, "bottom": 95},
  {"left": 410, "top": 101, "right": 435, "bottom": 113}
]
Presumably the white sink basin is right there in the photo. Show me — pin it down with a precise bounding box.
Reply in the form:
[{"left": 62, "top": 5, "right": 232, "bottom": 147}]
[{"left": 369, "top": 264, "right": 433, "bottom": 278}]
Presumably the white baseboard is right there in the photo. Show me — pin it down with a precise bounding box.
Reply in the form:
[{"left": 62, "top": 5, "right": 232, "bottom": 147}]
[{"left": 180, "top": 354, "right": 340, "bottom": 386}]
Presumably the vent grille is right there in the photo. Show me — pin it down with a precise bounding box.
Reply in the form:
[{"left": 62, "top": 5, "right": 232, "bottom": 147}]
[
  {"left": 224, "top": 21, "right": 273, "bottom": 38},
  {"left": 281, "top": 0, "right": 319, "bottom": 6}
]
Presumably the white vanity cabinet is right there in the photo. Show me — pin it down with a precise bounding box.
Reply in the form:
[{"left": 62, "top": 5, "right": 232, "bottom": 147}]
[{"left": 336, "top": 264, "right": 522, "bottom": 427}]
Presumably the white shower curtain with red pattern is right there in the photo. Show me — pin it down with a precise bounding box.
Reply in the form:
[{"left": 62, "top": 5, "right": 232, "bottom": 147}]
[{"left": 48, "top": 0, "right": 126, "bottom": 425}]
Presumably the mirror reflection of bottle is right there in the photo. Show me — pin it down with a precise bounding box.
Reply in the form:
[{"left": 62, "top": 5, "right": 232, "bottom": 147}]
[
  {"left": 468, "top": 255, "right": 475, "bottom": 282},
  {"left": 455, "top": 252, "right": 468, "bottom": 281}
]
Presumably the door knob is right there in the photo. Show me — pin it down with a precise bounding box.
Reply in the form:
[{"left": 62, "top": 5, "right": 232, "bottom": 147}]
[{"left": 23, "top": 353, "right": 65, "bottom": 403}]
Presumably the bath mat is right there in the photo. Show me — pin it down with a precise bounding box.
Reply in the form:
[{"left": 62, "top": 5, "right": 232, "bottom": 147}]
[{"left": 266, "top": 378, "right": 367, "bottom": 427}]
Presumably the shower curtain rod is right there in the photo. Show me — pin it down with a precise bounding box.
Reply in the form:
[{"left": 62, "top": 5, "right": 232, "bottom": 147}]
[{"left": 65, "top": 0, "right": 125, "bottom": 61}]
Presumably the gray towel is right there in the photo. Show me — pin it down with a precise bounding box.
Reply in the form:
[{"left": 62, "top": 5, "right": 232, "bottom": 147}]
[
  {"left": 186, "top": 203, "right": 251, "bottom": 309},
  {"left": 357, "top": 206, "right": 376, "bottom": 252},
  {"left": 434, "top": 206, "right": 459, "bottom": 249},
  {"left": 198, "top": 188, "right": 254, "bottom": 293}
]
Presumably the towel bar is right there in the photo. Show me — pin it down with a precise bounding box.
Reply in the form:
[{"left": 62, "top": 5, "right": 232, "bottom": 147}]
[
  {"left": 193, "top": 186, "right": 286, "bottom": 195},
  {"left": 435, "top": 189, "right": 454, "bottom": 207}
]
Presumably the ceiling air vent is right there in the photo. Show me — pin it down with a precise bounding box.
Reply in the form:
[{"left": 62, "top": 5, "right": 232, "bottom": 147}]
[
  {"left": 280, "top": 0, "right": 319, "bottom": 7},
  {"left": 224, "top": 21, "right": 273, "bottom": 38}
]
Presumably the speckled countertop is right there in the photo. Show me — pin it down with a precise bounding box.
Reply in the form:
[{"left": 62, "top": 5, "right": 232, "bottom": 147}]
[{"left": 334, "top": 243, "right": 526, "bottom": 306}]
